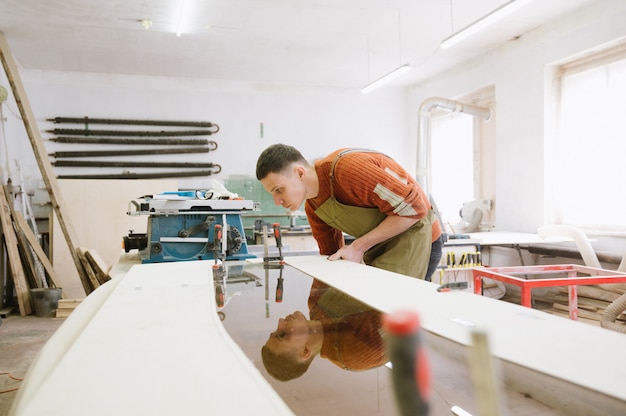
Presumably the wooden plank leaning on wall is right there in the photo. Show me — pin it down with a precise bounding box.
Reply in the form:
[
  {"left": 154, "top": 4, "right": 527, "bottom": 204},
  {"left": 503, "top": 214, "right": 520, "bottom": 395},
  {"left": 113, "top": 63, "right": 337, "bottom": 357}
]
[
  {"left": 0, "top": 31, "right": 92, "bottom": 295},
  {"left": 0, "top": 186, "right": 32, "bottom": 315},
  {"left": 0, "top": 183, "right": 94, "bottom": 315}
]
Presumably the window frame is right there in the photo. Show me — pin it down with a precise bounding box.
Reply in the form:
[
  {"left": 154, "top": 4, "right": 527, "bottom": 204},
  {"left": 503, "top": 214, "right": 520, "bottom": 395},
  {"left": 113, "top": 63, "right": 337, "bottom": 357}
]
[
  {"left": 551, "top": 43, "right": 626, "bottom": 234},
  {"left": 428, "top": 87, "right": 496, "bottom": 229}
]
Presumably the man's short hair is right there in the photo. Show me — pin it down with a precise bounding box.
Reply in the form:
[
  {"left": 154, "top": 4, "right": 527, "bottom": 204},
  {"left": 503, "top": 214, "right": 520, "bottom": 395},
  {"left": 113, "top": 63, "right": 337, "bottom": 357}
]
[
  {"left": 256, "top": 143, "right": 307, "bottom": 180},
  {"left": 261, "top": 344, "right": 312, "bottom": 381}
]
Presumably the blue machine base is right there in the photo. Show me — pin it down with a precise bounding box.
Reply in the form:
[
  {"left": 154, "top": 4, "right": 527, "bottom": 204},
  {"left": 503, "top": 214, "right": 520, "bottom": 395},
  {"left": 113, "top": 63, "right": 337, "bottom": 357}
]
[{"left": 140, "top": 213, "right": 256, "bottom": 263}]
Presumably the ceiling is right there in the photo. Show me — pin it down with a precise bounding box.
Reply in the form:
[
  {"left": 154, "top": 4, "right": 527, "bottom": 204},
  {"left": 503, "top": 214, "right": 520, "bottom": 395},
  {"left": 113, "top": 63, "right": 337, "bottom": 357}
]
[{"left": 0, "top": 0, "right": 596, "bottom": 90}]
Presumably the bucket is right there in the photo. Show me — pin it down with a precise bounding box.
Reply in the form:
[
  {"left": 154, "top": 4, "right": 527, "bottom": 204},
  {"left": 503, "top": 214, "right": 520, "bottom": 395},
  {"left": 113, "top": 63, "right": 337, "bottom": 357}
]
[{"left": 30, "top": 288, "right": 62, "bottom": 317}]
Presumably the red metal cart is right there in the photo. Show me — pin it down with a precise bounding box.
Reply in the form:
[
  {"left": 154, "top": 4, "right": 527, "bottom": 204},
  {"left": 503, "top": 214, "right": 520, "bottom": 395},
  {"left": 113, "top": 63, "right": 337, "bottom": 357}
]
[{"left": 473, "top": 264, "right": 626, "bottom": 320}]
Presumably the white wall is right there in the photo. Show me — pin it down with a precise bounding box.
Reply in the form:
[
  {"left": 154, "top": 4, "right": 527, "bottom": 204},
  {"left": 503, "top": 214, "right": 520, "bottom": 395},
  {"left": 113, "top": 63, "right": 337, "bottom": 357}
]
[
  {"left": 0, "top": 67, "right": 412, "bottom": 295},
  {"left": 407, "top": 0, "right": 626, "bottom": 234},
  {"left": 3, "top": 70, "right": 411, "bottom": 194}
]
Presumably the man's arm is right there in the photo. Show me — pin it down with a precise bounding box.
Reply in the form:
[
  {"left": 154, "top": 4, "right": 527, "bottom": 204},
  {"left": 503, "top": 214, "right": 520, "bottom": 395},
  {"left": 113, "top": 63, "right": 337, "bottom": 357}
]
[{"left": 327, "top": 215, "right": 419, "bottom": 262}]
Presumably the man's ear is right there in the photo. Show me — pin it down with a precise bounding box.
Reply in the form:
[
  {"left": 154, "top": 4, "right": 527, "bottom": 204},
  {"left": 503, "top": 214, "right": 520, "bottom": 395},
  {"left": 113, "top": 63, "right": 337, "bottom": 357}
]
[
  {"left": 300, "top": 345, "right": 311, "bottom": 360},
  {"left": 294, "top": 165, "right": 305, "bottom": 179}
]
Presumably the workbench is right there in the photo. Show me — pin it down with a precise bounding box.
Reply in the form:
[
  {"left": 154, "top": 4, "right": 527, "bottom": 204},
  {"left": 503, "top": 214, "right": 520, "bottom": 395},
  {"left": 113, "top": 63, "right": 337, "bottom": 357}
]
[
  {"left": 437, "top": 231, "right": 574, "bottom": 295},
  {"left": 10, "top": 255, "right": 626, "bottom": 415}
]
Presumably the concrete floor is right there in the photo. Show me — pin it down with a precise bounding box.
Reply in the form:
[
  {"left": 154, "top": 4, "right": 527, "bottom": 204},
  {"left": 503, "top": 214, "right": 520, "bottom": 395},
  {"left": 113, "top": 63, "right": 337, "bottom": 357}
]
[{"left": 0, "top": 312, "right": 65, "bottom": 416}]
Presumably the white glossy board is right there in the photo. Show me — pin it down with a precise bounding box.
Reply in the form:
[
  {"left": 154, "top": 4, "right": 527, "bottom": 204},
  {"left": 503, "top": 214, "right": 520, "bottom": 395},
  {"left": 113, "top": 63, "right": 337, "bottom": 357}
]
[
  {"left": 10, "top": 261, "right": 294, "bottom": 416},
  {"left": 12, "top": 254, "right": 626, "bottom": 416},
  {"left": 285, "top": 255, "right": 626, "bottom": 416}
]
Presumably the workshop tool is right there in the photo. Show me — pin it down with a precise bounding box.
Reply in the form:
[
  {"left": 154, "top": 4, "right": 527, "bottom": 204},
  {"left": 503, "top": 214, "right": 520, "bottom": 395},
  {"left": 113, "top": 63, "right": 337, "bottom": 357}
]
[
  {"left": 210, "top": 228, "right": 258, "bottom": 317},
  {"left": 50, "top": 136, "right": 218, "bottom": 148},
  {"left": 445, "top": 250, "right": 482, "bottom": 268},
  {"left": 263, "top": 223, "right": 284, "bottom": 265},
  {"left": 439, "top": 248, "right": 484, "bottom": 292},
  {"left": 49, "top": 146, "right": 212, "bottom": 158},
  {"left": 123, "top": 230, "right": 147, "bottom": 253},
  {"left": 383, "top": 310, "right": 430, "bottom": 416},
  {"left": 213, "top": 224, "right": 226, "bottom": 308},
  {"left": 262, "top": 224, "right": 269, "bottom": 260},
  {"left": 52, "top": 160, "right": 222, "bottom": 171},
  {"left": 437, "top": 281, "right": 469, "bottom": 292},
  {"left": 263, "top": 226, "right": 271, "bottom": 318},
  {"left": 214, "top": 278, "right": 225, "bottom": 308},
  {"left": 264, "top": 224, "right": 285, "bottom": 301},
  {"left": 446, "top": 251, "right": 455, "bottom": 267},
  {"left": 273, "top": 223, "right": 283, "bottom": 258},
  {"left": 58, "top": 170, "right": 221, "bottom": 180},
  {"left": 47, "top": 117, "right": 219, "bottom": 129},
  {"left": 212, "top": 224, "right": 224, "bottom": 261},
  {"left": 124, "top": 192, "right": 256, "bottom": 262},
  {"left": 47, "top": 128, "right": 219, "bottom": 137},
  {"left": 275, "top": 270, "right": 284, "bottom": 303},
  {"left": 212, "top": 262, "right": 258, "bottom": 317},
  {"left": 261, "top": 224, "right": 285, "bottom": 316}
]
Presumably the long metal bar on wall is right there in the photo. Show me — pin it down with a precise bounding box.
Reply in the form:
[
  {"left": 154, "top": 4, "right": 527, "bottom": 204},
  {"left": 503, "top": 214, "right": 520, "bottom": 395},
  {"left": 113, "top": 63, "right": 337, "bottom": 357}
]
[
  {"left": 47, "top": 117, "right": 219, "bottom": 129},
  {"left": 47, "top": 128, "right": 219, "bottom": 137},
  {"left": 49, "top": 147, "right": 213, "bottom": 158},
  {"left": 52, "top": 160, "right": 222, "bottom": 170},
  {"left": 50, "top": 136, "right": 218, "bottom": 148},
  {"left": 57, "top": 170, "right": 222, "bottom": 180}
]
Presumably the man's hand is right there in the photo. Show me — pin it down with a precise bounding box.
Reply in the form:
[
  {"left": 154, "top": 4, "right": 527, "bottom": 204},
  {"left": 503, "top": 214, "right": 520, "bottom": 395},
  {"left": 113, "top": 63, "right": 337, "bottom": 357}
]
[
  {"left": 326, "top": 216, "right": 420, "bottom": 264},
  {"left": 327, "top": 244, "right": 366, "bottom": 263}
]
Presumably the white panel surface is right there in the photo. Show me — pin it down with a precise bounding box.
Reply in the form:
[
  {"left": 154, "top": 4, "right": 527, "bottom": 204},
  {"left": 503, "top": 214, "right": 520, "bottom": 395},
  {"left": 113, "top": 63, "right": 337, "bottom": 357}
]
[
  {"left": 11, "top": 261, "right": 294, "bottom": 416},
  {"left": 285, "top": 255, "right": 626, "bottom": 414}
]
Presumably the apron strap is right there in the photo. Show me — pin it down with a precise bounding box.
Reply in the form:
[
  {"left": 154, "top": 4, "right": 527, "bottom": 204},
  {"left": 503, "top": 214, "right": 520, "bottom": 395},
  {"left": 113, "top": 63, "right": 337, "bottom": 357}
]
[{"left": 328, "top": 148, "right": 382, "bottom": 197}]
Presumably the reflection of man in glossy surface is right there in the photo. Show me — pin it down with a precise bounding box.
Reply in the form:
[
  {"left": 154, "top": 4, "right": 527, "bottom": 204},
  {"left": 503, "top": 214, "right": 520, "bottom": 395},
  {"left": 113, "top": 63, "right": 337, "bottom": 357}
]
[
  {"left": 263, "top": 311, "right": 324, "bottom": 381},
  {"left": 262, "top": 281, "right": 386, "bottom": 381}
]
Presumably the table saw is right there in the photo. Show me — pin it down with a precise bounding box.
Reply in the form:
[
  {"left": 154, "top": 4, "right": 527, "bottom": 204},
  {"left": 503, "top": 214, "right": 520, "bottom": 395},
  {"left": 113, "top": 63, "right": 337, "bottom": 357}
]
[{"left": 124, "top": 191, "right": 257, "bottom": 263}]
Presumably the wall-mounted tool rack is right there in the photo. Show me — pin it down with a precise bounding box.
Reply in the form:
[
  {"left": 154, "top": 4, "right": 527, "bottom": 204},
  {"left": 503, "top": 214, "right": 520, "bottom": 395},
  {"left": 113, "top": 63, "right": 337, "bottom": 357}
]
[{"left": 46, "top": 116, "right": 222, "bottom": 179}]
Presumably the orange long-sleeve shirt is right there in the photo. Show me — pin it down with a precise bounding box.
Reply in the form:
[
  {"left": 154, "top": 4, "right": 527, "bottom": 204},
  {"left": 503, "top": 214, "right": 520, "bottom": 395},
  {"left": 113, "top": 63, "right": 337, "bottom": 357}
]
[
  {"left": 308, "top": 280, "right": 386, "bottom": 371},
  {"left": 305, "top": 148, "right": 442, "bottom": 256}
]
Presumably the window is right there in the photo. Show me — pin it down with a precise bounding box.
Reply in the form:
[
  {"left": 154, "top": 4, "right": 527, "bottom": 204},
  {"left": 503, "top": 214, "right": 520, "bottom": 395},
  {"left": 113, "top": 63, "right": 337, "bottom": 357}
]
[
  {"left": 430, "top": 113, "right": 474, "bottom": 224},
  {"left": 553, "top": 45, "right": 626, "bottom": 231},
  {"left": 429, "top": 89, "right": 496, "bottom": 231}
]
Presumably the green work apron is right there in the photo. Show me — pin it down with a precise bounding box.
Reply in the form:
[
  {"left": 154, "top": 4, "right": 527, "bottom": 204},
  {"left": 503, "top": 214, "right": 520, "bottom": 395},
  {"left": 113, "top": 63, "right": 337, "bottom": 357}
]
[{"left": 314, "top": 149, "right": 434, "bottom": 279}]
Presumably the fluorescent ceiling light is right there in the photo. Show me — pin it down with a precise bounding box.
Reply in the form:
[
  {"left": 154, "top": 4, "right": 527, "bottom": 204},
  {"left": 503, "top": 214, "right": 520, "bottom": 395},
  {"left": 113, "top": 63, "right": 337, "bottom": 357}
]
[
  {"left": 440, "top": 0, "right": 533, "bottom": 50},
  {"left": 361, "top": 63, "right": 412, "bottom": 94}
]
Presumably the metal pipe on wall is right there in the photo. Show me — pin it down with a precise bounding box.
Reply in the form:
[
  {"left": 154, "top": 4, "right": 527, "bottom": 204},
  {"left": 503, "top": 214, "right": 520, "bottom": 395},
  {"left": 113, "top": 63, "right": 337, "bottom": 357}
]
[
  {"left": 47, "top": 117, "right": 218, "bottom": 128},
  {"left": 416, "top": 96, "right": 492, "bottom": 198}
]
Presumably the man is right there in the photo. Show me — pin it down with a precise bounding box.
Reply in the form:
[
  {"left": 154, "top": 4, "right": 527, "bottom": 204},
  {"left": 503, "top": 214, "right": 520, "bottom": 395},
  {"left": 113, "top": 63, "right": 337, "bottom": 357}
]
[{"left": 256, "top": 144, "right": 443, "bottom": 280}]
